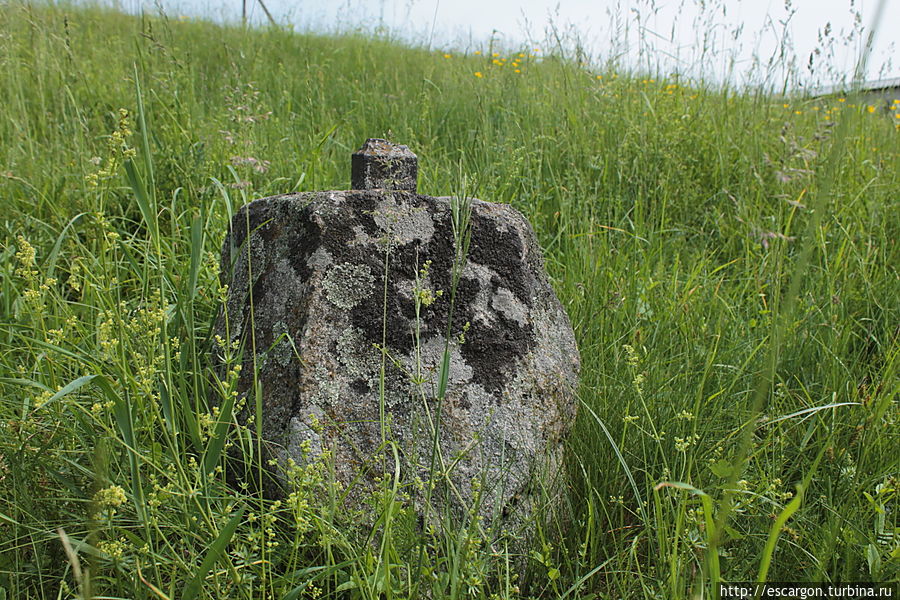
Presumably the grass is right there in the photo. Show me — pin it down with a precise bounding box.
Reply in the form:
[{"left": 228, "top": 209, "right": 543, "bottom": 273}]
[{"left": 0, "top": 1, "right": 898, "bottom": 598}]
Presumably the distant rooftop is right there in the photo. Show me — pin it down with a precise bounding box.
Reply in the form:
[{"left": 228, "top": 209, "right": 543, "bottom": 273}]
[{"left": 808, "top": 77, "right": 900, "bottom": 98}]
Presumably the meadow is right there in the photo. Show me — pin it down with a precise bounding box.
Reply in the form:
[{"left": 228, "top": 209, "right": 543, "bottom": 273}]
[{"left": 0, "top": 2, "right": 897, "bottom": 598}]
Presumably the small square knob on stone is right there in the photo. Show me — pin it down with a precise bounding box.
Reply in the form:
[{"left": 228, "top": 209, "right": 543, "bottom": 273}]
[{"left": 351, "top": 138, "right": 418, "bottom": 192}]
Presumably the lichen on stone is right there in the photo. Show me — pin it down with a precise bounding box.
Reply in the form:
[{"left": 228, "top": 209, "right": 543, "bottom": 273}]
[
  {"left": 314, "top": 364, "right": 340, "bottom": 403},
  {"left": 372, "top": 198, "right": 434, "bottom": 246},
  {"left": 336, "top": 326, "right": 380, "bottom": 390},
  {"left": 322, "top": 262, "right": 375, "bottom": 309}
]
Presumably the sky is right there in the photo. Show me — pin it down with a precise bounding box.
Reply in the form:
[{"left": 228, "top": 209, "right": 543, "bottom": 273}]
[{"left": 115, "top": 0, "right": 898, "bottom": 89}]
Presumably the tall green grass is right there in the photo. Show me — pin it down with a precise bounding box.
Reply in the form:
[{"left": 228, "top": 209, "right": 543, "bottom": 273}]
[{"left": 0, "top": 2, "right": 897, "bottom": 598}]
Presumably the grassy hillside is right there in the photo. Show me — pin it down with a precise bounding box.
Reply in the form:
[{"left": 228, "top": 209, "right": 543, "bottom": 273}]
[{"left": 0, "top": 2, "right": 897, "bottom": 598}]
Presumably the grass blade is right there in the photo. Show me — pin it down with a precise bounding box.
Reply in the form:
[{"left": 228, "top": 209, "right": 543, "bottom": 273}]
[
  {"left": 202, "top": 384, "right": 235, "bottom": 479},
  {"left": 182, "top": 506, "right": 246, "bottom": 600},
  {"left": 579, "top": 398, "right": 650, "bottom": 528},
  {"left": 124, "top": 159, "right": 158, "bottom": 246},
  {"left": 188, "top": 209, "right": 204, "bottom": 300},
  {"left": 756, "top": 486, "right": 804, "bottom": 584},
  {"left": 655, "top": 481, "right": 721, "bottom": 590}
]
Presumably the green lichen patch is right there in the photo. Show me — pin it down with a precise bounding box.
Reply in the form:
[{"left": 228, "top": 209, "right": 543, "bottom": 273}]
[{"left": 323, "top": 262, "right": 376, "bottom": 309}]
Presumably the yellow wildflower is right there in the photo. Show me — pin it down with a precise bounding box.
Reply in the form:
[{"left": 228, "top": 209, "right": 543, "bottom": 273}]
[
  {"left": 98, "top": 538, "right": 128, "bottom": 560},
  {"left": 16, "top": 236, "right": 35, "bottom": 266},
  {"left": 93, "top": 485, "right": 127, "bottom": 516},
  {"left": 474, "top": 71, "right": 483, "bottom": 78}
]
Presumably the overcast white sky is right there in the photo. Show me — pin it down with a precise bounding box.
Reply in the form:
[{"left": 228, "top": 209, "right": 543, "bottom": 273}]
[{"left": 124, "top": 0, "right": 898, "bottom": 88}]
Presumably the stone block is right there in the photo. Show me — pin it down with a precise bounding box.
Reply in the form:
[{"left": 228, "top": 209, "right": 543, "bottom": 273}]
[{"left": 216, "top": 140, "right": 579, "bottom": 529}]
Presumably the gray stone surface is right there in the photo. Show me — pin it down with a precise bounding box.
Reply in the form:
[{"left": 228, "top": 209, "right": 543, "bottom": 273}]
[
  {"left": 216, "top": 151, "right": 579, "bottom": 529},
  {"left": 351, "top": 138, "right": 418, "bottom": 192}
]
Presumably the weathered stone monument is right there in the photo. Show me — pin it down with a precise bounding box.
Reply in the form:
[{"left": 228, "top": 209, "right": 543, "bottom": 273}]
[{"left": 216, "top": 139, "right": 579, "bottom": 527}]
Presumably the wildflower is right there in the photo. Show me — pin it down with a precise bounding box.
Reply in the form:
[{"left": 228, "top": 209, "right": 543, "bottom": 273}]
[
  {"left": 230, "top": 155, "right": 270, "bottom": 173},
  {"left": 14, "top": 235, "right": 37, "bottom": 279},
  {"left": 474, "top": 50, "right": 481, "bottom": 55},
  {"left": 675, "top": 434, "right": 700, "bottom": 452},
  {"left": 457, "top": 321, "right": 470, "bottom": 344},
  {"left": 93, "top": 485, "right": 127, "bottom": 516},
  {"left": 15, "top": 237, "right": 35, "bottom": 267},
  {"left": 443, "top": 53, "right": 451, "bottom": 59},
  {"left": 474, "top": 71, "right": 483, "bottom": 78},
  {"left": 633, "top": 373, "right": 645, "bottom": 395},
  {"left": 757, "top": 231, "right": 796, "bottom": 249},
  {"left": 623, "top": 344, "right": 640, "bottom": 367},
  {"left": 867, "top": 105, "right": 876, "bottom": 113},
  {"left": 98, "top": 538, "right": 127, "bottom": 560},
  {"left": 33, "top": 390, "right": 54, "bottom": 408}
]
